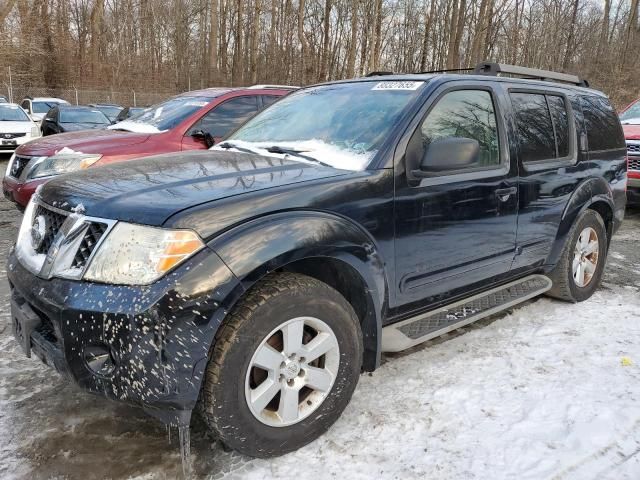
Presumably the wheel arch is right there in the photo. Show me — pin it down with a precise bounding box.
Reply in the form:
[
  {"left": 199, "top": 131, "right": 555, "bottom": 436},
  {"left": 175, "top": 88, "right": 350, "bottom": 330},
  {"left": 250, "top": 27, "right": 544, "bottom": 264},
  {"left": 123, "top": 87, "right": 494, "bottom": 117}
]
[
  {"left": 545, "top": 177, "right": 614, "bottom": 269},
  {"left": 208, "top": 211, "right": 389, "bottom": 371}
]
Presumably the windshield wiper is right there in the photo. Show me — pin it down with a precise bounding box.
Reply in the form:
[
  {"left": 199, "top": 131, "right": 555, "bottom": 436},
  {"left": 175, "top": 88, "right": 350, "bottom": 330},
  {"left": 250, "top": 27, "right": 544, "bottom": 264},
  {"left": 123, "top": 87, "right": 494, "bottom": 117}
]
[
  {"left": 265, "top": 146, "right": 333, "bottom": 168},
  {"left": 218, "top": 141, "right": 260, "bottom": 155}
]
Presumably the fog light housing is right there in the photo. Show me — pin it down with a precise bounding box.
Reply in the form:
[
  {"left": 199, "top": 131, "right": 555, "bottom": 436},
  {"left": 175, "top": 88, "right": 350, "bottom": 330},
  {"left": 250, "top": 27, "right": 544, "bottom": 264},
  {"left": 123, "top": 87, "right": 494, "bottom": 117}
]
[{"left": 83, "top": 344, "right": 116, "bottom": 377}]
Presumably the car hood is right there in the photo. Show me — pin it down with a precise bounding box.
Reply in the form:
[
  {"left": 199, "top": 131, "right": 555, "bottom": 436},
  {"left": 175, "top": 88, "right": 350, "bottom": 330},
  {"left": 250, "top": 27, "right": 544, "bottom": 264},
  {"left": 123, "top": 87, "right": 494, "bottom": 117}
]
[
  {"left": 0, "top": 121, "right": 32, "bottom": 133},
  {"left": 39, "top": 150, "right": 350, "bottom": 226},
  {"left": 623, "top": 123, "right": 640, "bottom": 140},
  {"left": 15, "top": 129, "right": 151, "bottom": 156}
]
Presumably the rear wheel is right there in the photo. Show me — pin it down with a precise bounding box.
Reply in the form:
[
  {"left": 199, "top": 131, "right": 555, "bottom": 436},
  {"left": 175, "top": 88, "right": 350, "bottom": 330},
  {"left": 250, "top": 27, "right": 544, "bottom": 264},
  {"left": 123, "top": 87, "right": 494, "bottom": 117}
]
[
  {"left": 547, "top": 209, "right": 608, "bottom": 302},
  {"left": 201, "top": 273, "right": 363, "bottom": 458}
]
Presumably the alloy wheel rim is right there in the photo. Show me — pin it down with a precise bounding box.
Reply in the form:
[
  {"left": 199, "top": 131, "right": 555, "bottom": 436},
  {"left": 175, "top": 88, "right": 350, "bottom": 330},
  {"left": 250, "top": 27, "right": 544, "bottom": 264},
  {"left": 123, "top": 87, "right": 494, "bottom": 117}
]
[
  {"left": 245, "top": 316, "right": 340, "bottom": 427},
  {"left": 572, "top": 227, "right": 599, "bottom": 288}
]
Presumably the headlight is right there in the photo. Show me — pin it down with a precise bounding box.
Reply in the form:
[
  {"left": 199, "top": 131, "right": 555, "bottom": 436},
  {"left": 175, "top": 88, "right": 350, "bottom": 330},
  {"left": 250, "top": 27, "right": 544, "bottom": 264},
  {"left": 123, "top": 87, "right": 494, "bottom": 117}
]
[
  {"left": 24, "top": 153, "right": 102, "bottom": 180},
  {"left": 83, "top": 223, "right": 205, "bottom": 285},
  {"left": 30, "top": 126, "right": 40, "bottom": 137}
]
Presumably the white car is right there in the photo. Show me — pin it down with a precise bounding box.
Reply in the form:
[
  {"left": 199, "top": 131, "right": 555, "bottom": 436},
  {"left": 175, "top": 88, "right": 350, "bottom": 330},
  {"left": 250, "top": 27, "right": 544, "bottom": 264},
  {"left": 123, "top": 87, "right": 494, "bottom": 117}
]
[
  {"left": 0, "top": 103, "right": 41, "bottom": 153},
  {"left": 19, "top": 97, "right": 69, "bottom": 123}
]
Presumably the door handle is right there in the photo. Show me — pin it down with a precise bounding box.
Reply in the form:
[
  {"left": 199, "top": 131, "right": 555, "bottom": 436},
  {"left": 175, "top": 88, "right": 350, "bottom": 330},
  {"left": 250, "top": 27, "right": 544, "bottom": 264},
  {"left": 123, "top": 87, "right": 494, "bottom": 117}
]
[{"left": 495, "top": 186, "right": 517, "bottom": 202}]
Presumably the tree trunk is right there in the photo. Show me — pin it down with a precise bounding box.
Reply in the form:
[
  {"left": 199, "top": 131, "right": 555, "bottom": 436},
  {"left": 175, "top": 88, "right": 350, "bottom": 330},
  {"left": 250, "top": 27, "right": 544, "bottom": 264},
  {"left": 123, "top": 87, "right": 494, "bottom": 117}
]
[
  {"left": 232, "top": 0, "right": 244, "bottom": 85},
  {"left": 346, "top": 0, "right": 358, "bottom": 77},
  {"left": 419, "top": 1, "right": 435, "bottom": 72},
  {"left": 320, "top": 0, "right": 332, "bottom": 80},
  {"left": 562, "top": 0, "right": 579, "bottom": 70},
  {"left": 209, "top": 0, "right": 219, "bottom": 84},
  {"left": 250, "top": 0, "right": 261, "bottom": 83},
  {"left": 297, "top": 0, "right": 309, "bottom": 83}
]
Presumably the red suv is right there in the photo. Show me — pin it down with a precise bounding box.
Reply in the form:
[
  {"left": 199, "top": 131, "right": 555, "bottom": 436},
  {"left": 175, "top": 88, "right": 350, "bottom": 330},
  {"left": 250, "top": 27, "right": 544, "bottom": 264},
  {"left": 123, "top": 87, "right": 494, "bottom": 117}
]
[
  {"left": 2, "top": 86, "right": 295, "bottom": 208},
  {"left": 620, "top": 98, "right": 640, "bottom": 205}
]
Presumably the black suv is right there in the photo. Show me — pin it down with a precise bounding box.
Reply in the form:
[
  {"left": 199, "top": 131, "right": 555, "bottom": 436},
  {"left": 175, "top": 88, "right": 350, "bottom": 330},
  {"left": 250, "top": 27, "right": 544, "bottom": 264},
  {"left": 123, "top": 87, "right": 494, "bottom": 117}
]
[{"left": 7, "top": 63, "right": 627, "bottom": 458}]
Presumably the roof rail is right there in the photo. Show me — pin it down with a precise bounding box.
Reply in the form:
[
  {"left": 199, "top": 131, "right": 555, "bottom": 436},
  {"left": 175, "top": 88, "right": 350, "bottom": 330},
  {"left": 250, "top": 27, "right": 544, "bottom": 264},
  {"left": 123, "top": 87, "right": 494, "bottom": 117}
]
[
  {"left": 365, "top": 71, "right": 395, "bottom": 77},
  {"left": 247, "top": 84, "right": 300, "bottom": 90},
  {"left": 474, "top": 62, "right": 589, "bottom": 87},
  {"left": 416, "top": 67, "right": 474, "bottom": 74}
]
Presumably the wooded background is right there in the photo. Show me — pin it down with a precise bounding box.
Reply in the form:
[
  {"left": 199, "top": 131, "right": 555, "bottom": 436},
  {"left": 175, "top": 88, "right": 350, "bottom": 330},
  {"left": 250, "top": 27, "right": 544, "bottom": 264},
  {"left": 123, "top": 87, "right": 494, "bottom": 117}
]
[{"left": 0, "top": 0, "right": 639, "bottom": 108}]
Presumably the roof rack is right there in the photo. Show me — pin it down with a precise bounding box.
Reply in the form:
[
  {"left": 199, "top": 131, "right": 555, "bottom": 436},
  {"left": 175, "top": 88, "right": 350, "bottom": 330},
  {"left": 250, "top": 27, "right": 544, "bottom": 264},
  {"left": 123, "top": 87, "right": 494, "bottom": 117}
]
[
  {"left": 247, "top": 84, "right": 300, "bottom": 90},
  {"left": 473, "top": 62, "right": 589, "bottom": 87},
  {"left": 365, "top": 71, "right": 395, "bottom": 77},
  {"left": 416, "top": 67, "right": 474, "bottom": 74}
]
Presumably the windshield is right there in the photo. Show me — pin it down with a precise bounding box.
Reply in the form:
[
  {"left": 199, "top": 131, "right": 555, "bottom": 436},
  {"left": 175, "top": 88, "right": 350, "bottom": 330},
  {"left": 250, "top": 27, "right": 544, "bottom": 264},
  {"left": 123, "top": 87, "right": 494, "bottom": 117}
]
[
  {"left": 0, "top": 105, "right": 30, "bottom": 122},
  {"left": 620, "top": 100, "right": 640, "bottom": 123},
  {"left": 118, "top": 96, "right": 214, "bottom": 131},
  {"left": 95, "top": 106, "right": 122, "bottom": 121},
  {"left": 127, "top": 107, "right": 145, "bottom": 118},
  {"left": 60, "top": 108, "right": 110, "bottom": 124},
  {"left": 32, "top": 101, "right": 62, "bottom": 113},
  {"left": 225, "top": 81, "right": 425, "bottom": 170}
]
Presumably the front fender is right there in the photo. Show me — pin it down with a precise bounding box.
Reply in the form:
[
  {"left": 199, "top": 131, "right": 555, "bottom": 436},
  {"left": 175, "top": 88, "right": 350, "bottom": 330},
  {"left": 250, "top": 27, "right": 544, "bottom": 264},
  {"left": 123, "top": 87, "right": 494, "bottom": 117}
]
[{"left": 209, "top": 211, "right": 389, "bottom": 370}]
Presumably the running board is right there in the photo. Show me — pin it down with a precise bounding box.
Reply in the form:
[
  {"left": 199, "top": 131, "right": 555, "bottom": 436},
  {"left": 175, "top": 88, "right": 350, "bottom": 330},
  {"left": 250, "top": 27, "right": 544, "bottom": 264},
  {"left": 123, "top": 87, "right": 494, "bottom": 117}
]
[{"left": 381, "top": 275, "right": 552, "bottom": 352}]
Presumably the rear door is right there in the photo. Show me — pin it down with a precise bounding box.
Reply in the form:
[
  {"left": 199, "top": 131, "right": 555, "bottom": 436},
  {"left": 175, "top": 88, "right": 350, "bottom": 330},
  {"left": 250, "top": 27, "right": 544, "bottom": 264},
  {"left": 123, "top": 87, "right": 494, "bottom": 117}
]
[
  {"left": 182, "top": 96, "right": 260, "bottom": 149},
  {"left": 393, "top": 81, "right": 518, "bottom": 307},
  {"left": 508, "top": 87, "right": 581, "bottom": 272}
]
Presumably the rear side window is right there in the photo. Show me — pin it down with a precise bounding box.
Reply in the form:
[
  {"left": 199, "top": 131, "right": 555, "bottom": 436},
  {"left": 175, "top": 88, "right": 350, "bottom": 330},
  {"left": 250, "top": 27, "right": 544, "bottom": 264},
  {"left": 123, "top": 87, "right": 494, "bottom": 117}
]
[
  {"left": 193, "top": 96, "right": 259, "bottom": 138},
  {"left": 261, "top": 95, "right": 281, "bottom": 108},
  {"left": 581, "top": 95, "right": 625, "bottom": 151},
  {"left": 511, "top": 92, "right": 572, "bottom": 163}
]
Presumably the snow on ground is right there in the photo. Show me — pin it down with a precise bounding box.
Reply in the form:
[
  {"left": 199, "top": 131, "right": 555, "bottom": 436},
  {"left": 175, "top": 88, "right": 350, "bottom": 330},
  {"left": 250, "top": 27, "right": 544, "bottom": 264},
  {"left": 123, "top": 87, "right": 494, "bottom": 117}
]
[
  {"left": 0, "top": 157, "right": 639, "bottom": 479},
  {"left": 232, "top": 288, "right": 640, "bottom": 480}
]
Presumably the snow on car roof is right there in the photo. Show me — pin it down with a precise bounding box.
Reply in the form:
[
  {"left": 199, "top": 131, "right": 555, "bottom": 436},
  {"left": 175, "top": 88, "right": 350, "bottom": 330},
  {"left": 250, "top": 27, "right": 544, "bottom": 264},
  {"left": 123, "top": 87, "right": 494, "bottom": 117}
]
[
  {"left": 180, "top": 88, "right": 234, "bottom": 97},
  {"left": 30, "top": 97, "right": 69, "bottom": 103}
]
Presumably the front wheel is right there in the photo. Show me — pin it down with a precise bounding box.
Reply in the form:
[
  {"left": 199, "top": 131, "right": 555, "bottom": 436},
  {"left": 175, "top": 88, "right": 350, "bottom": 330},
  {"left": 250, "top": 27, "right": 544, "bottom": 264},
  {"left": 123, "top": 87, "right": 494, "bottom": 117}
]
[
  {"left": 201, "top": 273, "right": 363, "bottom": 458},
  {"left": 547, "top": 209, "right": 608, "bottom": 302}
]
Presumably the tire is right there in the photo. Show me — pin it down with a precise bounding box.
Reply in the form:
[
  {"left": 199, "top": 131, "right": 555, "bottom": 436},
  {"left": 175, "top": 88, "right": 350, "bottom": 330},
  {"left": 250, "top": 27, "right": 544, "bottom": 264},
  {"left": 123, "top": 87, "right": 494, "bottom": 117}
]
[
  {"left": 547, "top": 209, "right": 608, "bottom": 302},
  {"left": 201, "top": 272, "right": 363, "bottom": 458}
]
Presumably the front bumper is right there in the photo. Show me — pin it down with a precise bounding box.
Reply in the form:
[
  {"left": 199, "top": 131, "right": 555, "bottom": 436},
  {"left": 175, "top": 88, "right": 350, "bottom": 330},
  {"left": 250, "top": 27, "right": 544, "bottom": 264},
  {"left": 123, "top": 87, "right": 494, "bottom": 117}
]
[
  {"left": 0, "top": 134, "right": 38, "bottom": 153},
  {"left": 2, "top": 175, "right": 48, "bottom": 208},
  {"left": 6, "top": 246, "right": 242, "bottom": 425}
]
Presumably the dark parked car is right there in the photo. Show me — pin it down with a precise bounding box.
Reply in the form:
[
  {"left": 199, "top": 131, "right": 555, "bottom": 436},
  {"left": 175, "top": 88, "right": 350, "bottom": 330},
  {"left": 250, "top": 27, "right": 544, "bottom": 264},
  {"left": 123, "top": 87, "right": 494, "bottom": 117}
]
[
  {"left": 41, "top": 105, "right": 111, "bottom": 136},
  {"left": 8, "top": 63, "right": 626, "bottom": 459},
  {"left": 88, "top": 103, "right": 123, "bottom": 122},
  {"left": 114, "top": 105, "right": 146, "bottom": 123}
]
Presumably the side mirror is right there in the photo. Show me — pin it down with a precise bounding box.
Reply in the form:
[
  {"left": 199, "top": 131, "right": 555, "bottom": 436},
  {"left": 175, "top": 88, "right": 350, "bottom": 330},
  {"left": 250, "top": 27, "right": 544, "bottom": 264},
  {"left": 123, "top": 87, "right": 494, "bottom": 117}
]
[
  {"left": 413, "top": 137, "right": 480, "bottom": 177},
  {"left": 192, "top": 129, "right": 215, "bottom": 148},
  {"left": 44, "top": 118, "right": 54, "bottom": 123}
]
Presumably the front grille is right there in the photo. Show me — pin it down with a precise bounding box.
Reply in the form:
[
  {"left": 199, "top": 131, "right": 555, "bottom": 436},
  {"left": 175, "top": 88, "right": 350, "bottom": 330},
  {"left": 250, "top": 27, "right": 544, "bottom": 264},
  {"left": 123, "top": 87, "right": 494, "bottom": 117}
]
[
  {"left": 33, "top": 204, "right": 68, "bottom": 254},
  {"left": 72, "top": 222, "right": 108, "bottom": 269},
  {"left": 9, "top": 155, "right": 31, "bottom": 178},
  {"left": 629, "top": 156, "right": 640, "bottom": 171},
  {"left": 628, "top": 144, "right": 640, "bottom": 155},
  {"left": 0, "top": 132, "right": 26, "bottom": 139}
]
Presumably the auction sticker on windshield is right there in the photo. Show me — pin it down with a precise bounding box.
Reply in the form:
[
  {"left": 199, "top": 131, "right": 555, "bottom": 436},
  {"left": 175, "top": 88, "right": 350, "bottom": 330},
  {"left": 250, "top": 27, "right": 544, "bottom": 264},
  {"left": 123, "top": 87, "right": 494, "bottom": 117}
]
[{"left": 372, "top": 81, "right": 424, "bottom": 91}]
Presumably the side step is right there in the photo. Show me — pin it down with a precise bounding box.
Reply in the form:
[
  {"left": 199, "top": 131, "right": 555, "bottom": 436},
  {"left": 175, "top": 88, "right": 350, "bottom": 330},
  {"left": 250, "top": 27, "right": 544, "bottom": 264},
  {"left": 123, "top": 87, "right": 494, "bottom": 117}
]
[{"left": 381, "top": 275, "right": 552, "bottom": 352}]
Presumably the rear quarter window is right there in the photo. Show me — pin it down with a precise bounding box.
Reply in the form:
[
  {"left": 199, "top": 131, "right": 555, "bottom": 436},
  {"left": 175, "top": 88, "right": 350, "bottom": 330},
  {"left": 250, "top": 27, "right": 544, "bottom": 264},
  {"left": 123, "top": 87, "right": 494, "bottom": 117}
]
[{"left": 580, "top": 95, "right": 625, "bottom": 151}]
